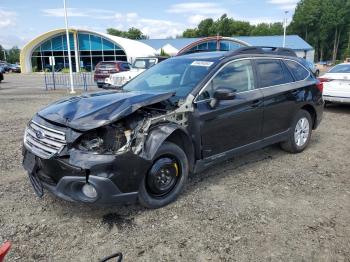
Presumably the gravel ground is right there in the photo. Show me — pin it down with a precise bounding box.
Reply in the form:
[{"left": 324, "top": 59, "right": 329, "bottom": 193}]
[{"left": 0, "top": 74, "right": 349, "bottom": 262}]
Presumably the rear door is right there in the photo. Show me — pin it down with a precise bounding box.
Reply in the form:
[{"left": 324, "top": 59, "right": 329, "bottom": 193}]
[
  {"left": 195, "top": 59, "right": 264, "bottom": 157},
  {"left": 255, "top": 58, "right": 299, "bottom": 138}
]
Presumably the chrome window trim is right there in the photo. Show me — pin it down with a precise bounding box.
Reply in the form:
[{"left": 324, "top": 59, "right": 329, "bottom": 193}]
[{"left": 194, "top": 56, "right": 311, "bottom": 103}]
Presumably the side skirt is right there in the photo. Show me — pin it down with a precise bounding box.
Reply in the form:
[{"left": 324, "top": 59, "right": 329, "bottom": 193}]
[{"left": 193, "top": 129, "right": 290, "bottom": 174}]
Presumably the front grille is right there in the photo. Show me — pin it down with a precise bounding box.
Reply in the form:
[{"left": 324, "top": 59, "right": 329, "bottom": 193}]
[{"left": 24, "top": 121, "right": 66, "bottom": 159}]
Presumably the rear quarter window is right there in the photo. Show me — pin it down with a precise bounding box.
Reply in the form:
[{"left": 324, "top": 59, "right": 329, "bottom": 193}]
[
  {"left": 256, "top": 59, "right": 293, "bottom": 88},
  {"left": 285, "top": 60, "right": 309, "bottom": 81}
]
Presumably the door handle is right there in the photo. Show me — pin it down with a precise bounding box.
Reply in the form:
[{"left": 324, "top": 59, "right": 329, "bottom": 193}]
[{"left": 251, "top": 99, "right": 262, "bottom": 108}]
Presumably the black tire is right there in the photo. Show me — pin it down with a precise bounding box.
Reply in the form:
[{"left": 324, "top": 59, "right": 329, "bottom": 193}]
[
  {"left": 138, "top": 142, "right": 189, "bottom": 209},
  {"left": 97, "top": 83, "right": 104, "bottom": 88},
  {"left": 280, "top": 110, "right": 313, "bottom": 153}
]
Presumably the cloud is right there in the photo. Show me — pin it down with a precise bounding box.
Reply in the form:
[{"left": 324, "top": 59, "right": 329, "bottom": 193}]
[
  {"left": 267, "top": 0, "right": 299, "bottom": 10},
  {"left": 0, "top": 8, "right": 17, "bottom": 29},
  {"left": 113, "top": 13, "right": 185, "bottom": 38},
  {"left": 187, "top": 14, "right": 207, "bottom": 25},
  {"left": 167, "top": 2, "right": 229, "bottom": 26},
  {"left": 167, "top": 2, "right": 227, "bottom": 15},
  {"left": 42, "top": 8, "right": 114, "bottom": 19},
  {"left": 0, "top": 34, "right": 28, "bottom": 49}
]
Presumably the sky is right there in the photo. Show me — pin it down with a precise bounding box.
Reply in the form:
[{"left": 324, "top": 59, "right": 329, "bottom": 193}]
[{"left": 0, "top": 0, "right": 299, "bottom": 49}]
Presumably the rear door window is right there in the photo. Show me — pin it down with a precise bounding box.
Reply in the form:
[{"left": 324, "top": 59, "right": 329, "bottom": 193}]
[
  {"left": 285, "top": 60, "right": 309, "bottom": 81},
  {"left": 256, "top": 59, "right": 292, "bottom": 88}
]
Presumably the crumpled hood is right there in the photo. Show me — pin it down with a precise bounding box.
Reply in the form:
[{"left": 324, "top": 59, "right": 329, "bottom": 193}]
[{"left": 38, "top": 90, "right": 174, "bottom": 131}]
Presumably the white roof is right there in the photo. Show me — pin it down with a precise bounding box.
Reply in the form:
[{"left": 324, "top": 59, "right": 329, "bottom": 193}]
[
  {"left": 156, "top": 44, "right": 179, "bottom": 56},
  {"left": 96, "top": 31, "right": 156, "bottom": 60}
]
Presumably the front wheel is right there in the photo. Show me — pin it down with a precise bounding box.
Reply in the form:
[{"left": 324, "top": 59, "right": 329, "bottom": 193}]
[
  {"left": 280, "top": 110, "right": 312, "bottom": 153},
  {"left": 138, "top": 142, "right": 189, "bottom": 209}
]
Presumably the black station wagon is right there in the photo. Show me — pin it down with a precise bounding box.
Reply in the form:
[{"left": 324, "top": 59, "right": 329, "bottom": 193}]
[{"left": 23, "top": 47, "right": 324, "bottom": 208}]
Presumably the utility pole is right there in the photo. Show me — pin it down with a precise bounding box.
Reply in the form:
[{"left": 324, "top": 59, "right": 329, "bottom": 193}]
[
  {"left": 283, "top": 11, "right": 289, "bottom": 48},
  {"left": 63, "top": 0, "right": 75, "bottom": 94}
]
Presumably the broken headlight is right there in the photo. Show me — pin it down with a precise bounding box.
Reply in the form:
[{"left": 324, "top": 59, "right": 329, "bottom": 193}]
[{"left": 76, "top": 124, "right": 130, "bottom": 153}]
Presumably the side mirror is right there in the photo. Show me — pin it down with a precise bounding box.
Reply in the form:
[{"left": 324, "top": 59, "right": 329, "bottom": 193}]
[{"left": 213, "top": 87, "right": 236, "bottom": 100}]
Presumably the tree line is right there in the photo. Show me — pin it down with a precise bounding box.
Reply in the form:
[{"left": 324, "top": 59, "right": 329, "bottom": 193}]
[
  {"left": 180, "top": 0, "right": 350, "bottom": 62},
  {"left": 182, "top": 14, "right": 284, "bottom": 38},
  {"left": 106, "top": 27, "right": 148, "bottom": 40},
  {"left": 289, "top": 0, "right": 350, "bottom": 62}
]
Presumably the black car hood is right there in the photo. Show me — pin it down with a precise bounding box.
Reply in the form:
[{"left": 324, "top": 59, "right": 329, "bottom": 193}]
[{"left": 38, "top": 90, "right": 174, "bottom": 131}]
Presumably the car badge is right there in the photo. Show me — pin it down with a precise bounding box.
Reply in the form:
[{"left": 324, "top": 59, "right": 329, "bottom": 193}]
[{"left": 35, "top": 130, "right": 45, "bottom": 139}]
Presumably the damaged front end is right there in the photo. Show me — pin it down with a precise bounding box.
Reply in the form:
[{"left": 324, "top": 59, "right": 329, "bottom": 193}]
[{"left": 22, "top": 90, "right": 194, "bottom": 205}]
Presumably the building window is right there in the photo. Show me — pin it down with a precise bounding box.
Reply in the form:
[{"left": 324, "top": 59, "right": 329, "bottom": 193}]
[{"left": 31, "top": 32, "right": 126, "bottom": 72}]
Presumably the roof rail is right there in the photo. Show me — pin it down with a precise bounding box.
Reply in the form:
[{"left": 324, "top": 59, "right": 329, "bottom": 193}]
[{"left": 230, "top": 46, "right": 297, "bottom": 57}]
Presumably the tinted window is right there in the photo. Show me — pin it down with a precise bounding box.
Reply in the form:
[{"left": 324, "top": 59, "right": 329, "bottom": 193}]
[
  {"left": 256, "top": 59, "right": 292, "bottom": 87},
  {"left": 285, "top": 60, "right": 309, "bottom": 81},
  {"left": 198, "top": 60, "right": 255, "bottom": 100},
  {"left": 329, "top": 64, "right": 350, "bottom": 73}
]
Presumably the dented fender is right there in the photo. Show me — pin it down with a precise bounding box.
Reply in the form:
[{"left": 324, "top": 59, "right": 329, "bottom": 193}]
[{"left": 140, "top": 123, "right": 187, "bottom": 160}]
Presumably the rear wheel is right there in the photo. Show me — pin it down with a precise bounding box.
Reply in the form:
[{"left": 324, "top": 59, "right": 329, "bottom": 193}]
[
  {"left": 280, "top": 110, "right": 312, "bottom": 153},
  {"left": 97, "top": 83, "right": 104, "bottom": 88},
  {"left": 138, "top": 142, "right": 188, "bottom": 209}
]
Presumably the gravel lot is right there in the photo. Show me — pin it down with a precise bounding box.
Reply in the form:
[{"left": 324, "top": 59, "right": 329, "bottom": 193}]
[{"left": 0, "top": 74, "right": 349, "bottom": 262}]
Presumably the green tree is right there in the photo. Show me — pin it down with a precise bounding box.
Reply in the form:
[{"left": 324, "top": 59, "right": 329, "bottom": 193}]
[
  {"left": 197, "top": 18, "right": 214, "bottom": 37},
  {"left": 182, "top": 28, "right": 199, "bottom": 38},
  {"left": 7, "top": 46, "right": 20, "bottom": 64},
  {"left": 126, "top": 27, "right": 148, "bottom": 39},
  {"left": 107, "top": 27, "right": 147, "bottom": 39},
  {"left": 289, "top": 0, "right": 350, "bottom": 62},
  {"left": 106, "top": 28, "right": 125, "bottom": 37},
  {"left": 159, "top": 48, "right": 170, "bottom": 57}
]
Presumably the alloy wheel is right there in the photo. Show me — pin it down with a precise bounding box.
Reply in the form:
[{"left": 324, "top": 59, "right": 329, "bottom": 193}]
[{"left": 294, "top": 117, "right": 310, "bottom": 147}]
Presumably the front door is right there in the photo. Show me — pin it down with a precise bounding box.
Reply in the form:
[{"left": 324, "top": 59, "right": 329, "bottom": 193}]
[{"left": 194, "top": 59, "right": 264, "bottom": 158}]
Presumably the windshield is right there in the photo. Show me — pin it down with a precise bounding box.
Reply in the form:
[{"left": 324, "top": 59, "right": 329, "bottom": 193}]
[
  {"left": 133, "top": 58, "right": 157, "bottom": 69},
  {"left": 123, "top": 58, "right": 216, "bottom": 99},
  {"left": 329, "top": 64, "right": 350, "bottom": 73}
]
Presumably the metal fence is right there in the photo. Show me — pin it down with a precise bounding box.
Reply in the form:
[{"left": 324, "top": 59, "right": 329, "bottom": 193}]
[{"left": 44, "top": 72, "right": 95, "bottom": 91}]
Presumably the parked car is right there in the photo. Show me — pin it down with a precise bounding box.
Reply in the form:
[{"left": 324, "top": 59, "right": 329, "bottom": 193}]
[
  {"left": 0, "top": 70, "right": 3, "bottom": 83},
  {"left": 0, "top": 62, "right": 10, "bottom": 72},
  {"left": 94, "top": 61, "right": 131, "bottom": 88},
  {"left": 8, "top": 64, "right": 21, "bottom": 73},
  {"left": 320, "top": 63, "right": 350, "bottom": 104},
  {"left": 105, "top": 57, "right": 168, "bottom": 88},
  {"left": 22, "top": 47, "right": 323, "bottom": 208}
]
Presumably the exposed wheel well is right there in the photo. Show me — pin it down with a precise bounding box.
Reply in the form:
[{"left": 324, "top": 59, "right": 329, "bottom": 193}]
[
  {"left": 301, "top": 104, "right": 317, "bottom": 129},
  {"left": 165, "top": 130, "right": 195, "bottom": 172}
]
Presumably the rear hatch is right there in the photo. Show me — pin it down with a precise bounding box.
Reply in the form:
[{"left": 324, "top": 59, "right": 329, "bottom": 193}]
[
  {"left": 321, "top": 73, "right": 350, "bottom": 98},
  {"left": 94, "top": 62, "right": 120, "bottom": 81}
]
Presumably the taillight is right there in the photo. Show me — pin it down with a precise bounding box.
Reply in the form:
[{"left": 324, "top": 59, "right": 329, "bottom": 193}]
[{"left": 316, "top": 79, "right": 323, "bottom": 93}]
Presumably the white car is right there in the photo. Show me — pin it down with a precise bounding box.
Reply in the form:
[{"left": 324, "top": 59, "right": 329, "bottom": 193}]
[
  {"left": 105, "top": 57, "right": 167, "bottom": 88},
  {"left": 320, "top": 63, "right": 350, "bottom": 104}
]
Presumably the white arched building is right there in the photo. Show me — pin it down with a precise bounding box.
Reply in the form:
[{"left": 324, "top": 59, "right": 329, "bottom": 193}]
[{"left": 20, "top": 28, "right": 156, "bottom": 73}]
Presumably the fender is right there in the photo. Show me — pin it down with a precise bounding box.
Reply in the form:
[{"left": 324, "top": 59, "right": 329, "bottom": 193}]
[{"left": 140, "top": 123, "right": 193, "bottom": 162}]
